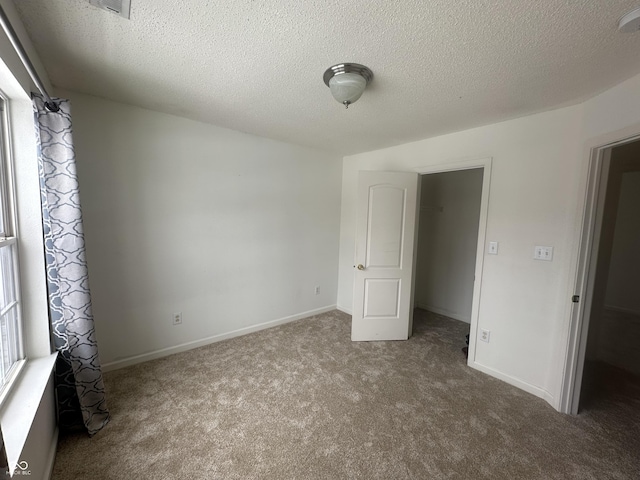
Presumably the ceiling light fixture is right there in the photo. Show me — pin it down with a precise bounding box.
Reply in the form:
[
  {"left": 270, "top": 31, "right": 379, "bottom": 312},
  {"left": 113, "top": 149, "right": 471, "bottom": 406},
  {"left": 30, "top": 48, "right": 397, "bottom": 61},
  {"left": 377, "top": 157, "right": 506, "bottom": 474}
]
[
  {"left": 618, "top": 6, "right": 640, "bottom": 32},
  {"left": 323, "top": 63, "right": 373, "bottom": 109},
  {"left": 89, "top": 0, "right": 131, "bottom": 19}
]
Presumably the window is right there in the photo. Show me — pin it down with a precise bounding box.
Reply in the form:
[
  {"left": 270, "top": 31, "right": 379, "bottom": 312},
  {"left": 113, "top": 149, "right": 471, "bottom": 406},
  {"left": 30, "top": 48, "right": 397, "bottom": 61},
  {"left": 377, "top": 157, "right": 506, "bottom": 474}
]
[{"left": 0, "top": 94, "right": 24, "bottom": 395}]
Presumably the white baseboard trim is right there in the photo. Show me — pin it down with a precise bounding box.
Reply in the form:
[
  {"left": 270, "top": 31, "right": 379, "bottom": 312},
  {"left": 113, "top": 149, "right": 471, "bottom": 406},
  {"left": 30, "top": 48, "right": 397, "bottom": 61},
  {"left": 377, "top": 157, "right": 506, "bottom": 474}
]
[
  {"left": 416, "top": 303, "right": 470, "bottom": 324},
  {"left": 604, "top": 304, "right": 640, "bottom": 316},
  {"left": 102, "top": 305, "right": 337, "bottom": 372},
  {"left": 336, "top": 305, "right": 352, "bottom": 315},
  {"left": 43, "top": 426, "right": 58, "bottom": 480},
  {"left": 469, "top": 360, "right": 555, "bottom": 407}
]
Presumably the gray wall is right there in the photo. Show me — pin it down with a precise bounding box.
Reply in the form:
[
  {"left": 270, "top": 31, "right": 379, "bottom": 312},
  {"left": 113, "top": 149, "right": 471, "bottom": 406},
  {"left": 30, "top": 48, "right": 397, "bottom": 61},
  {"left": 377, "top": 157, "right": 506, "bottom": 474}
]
[
  {"left": 594, "top": 146, "right": 640, "bottom": 375},
  {"left": 605, "top": 171, "right": 640, "bottom": 314},
  {"left": 60, "top": 90, "right": 343, "bottom": 369}
]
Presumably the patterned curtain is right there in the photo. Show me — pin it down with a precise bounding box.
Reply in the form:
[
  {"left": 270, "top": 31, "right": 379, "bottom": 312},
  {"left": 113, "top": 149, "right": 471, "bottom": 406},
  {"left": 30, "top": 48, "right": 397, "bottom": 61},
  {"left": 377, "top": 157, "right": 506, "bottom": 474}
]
[{"left": 33, "top": 95, "right": 109, "bottom": 435}]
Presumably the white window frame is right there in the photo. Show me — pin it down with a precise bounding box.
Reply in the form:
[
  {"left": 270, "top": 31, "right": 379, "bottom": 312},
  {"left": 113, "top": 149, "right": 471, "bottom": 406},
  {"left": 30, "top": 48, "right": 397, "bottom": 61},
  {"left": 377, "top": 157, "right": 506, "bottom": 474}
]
[{"left": 0, "top": 90, "right": 26, "bottom": 407}]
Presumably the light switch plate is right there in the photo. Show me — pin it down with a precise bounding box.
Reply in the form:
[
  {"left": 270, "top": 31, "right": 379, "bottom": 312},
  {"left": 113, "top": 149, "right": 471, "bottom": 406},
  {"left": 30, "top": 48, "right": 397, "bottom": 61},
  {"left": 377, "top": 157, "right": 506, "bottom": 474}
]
[
  {"left": 488, "top": 241, "right": 499, "bottom": 255},
  {"left": 534, "top": 246, "right": 553, "bottom": 261}
]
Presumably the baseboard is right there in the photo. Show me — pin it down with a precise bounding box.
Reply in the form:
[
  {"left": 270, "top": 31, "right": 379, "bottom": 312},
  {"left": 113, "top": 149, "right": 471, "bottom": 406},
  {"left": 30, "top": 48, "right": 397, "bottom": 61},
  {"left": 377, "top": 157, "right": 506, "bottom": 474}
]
[
  {"left": 102, "top": 305, "right": 337, "bottom": 372},
  {"left": 43, "top": 426, "right": 58, "bottom": 480},
  {"left": 593, "top": 355, "right": 640, "bottom": 378},
  {"left": 603, "top": 304, "right": 640, "bottom": 316},
  {"left": 416, "top": 303, "right": 470, "bottom": 323},
  {"left": 337, "top": 304, "right": 469, "bottom": 324},
  {"left": 469, "top": 360, "right": 555, "bottom": 407}
]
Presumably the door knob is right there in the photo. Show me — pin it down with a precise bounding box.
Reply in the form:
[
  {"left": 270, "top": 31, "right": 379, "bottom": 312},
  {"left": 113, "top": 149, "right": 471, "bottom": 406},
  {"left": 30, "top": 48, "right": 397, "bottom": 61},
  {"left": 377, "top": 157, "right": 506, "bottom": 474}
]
[{"left": 357, "top": 264, "right": 365, "bottom": 270}]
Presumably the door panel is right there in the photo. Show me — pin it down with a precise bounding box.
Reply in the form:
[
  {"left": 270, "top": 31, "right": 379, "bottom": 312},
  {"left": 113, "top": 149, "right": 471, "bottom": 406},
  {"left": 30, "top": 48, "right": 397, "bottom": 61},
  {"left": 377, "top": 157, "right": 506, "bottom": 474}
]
[
  {"left": 352, "top": 171, "right": 419, "bottom": 341},
  {"left": 363, "top": 278, "right": 400, "bottom": 318},
  {"left": 367, "top": 186, "right": 405, "bottom": 267}
]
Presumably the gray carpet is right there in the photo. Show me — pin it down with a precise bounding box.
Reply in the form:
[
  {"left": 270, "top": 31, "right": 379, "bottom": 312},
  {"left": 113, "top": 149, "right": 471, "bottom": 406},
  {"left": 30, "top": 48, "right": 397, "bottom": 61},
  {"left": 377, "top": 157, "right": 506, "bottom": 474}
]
[{"left": 52, "top": 309, "right": 640, "bottom": 479}]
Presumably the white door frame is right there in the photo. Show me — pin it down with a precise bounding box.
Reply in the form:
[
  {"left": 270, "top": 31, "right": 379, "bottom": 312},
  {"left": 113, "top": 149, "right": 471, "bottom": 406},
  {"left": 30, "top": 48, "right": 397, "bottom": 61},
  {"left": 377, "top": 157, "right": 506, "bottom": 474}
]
[
  {"left": 414, "top": 157, "right": 492, "bottom": 366},
  {"left": 559, "top": 133, "right": 640, "bottom": 414}
]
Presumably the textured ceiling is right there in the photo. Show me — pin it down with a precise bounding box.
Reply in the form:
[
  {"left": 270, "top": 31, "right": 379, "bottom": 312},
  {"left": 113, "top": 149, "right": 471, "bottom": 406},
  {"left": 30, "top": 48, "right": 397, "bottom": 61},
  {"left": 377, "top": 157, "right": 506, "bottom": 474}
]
[{"left": 12, "top": 0, "right": 640, "bottom": 155}]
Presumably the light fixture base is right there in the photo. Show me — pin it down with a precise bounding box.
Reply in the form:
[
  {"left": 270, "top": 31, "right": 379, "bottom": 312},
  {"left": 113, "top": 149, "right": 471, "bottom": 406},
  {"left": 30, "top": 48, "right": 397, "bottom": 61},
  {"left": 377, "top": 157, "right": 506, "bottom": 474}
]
[{"left": 323, "top": 63, "right": 373, "bottom": 87}]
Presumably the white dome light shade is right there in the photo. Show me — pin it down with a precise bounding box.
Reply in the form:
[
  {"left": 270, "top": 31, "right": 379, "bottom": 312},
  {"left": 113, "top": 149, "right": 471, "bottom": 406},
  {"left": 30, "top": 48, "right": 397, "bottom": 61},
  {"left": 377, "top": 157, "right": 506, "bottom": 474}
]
[
  {"left": 329, "top": 73, "right": 367, "bottom": 106},
  {"left": 323, "top": 63, "right": 373, "bottom": 108}
]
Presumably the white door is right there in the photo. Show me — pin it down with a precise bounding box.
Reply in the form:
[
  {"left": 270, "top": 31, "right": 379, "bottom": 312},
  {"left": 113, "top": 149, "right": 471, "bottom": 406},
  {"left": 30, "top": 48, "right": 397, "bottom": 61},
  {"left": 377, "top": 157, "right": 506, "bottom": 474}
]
[{"left": 352, "top": 171, "right": 420, "bottom": 341}]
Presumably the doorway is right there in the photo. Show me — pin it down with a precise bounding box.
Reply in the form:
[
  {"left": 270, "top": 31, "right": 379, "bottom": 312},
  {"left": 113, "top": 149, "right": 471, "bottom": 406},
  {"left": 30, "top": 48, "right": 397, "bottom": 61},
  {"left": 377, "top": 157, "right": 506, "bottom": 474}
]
[
  {"left": 350, "top": 158, "right": 491, "bottom": 364},
  {"left": 413, "top": 159, "right": 492, "bottom": 366},
  {"left": 414, "top": 168, "right": 484, "bottom": 356},
  {"left": 564, "top": 137, "right": 640, "bottom": 414}
]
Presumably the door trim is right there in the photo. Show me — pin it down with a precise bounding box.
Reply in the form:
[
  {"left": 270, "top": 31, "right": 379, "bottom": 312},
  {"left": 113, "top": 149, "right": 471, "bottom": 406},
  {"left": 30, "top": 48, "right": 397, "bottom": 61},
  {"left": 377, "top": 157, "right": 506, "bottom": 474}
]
[
  {"left": 414, "top": 157, "right": 492, "bottom": 367},
  {"left": 560, "top": 133, "right": 640, "bottom": 414}
]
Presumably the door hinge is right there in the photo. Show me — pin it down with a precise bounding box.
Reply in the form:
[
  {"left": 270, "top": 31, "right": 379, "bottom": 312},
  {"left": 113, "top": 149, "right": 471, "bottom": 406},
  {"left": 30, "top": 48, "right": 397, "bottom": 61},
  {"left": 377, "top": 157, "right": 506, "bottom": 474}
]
[{"left": 572, "top": 295, "right": 580, "bottom": 303}]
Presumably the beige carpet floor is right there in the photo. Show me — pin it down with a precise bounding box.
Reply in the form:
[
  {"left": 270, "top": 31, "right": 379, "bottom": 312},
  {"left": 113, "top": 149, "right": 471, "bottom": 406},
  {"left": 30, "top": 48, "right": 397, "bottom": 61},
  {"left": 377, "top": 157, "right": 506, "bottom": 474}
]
[{"left": 52, "top": 309, "right": 640, "bottom": 479}]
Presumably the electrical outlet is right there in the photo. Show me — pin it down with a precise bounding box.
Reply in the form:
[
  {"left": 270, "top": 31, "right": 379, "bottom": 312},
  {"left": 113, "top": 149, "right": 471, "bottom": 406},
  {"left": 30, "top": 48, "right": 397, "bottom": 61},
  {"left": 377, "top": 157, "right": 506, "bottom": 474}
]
[
  {"left": 173, "top": 312, "right": 182, "bottom": 325},
  {"left": 315, "top": 286, "right": 320, "bottom": 295},
  {"left": 480, "top": 329, "right": 490, "bottom": 343}
]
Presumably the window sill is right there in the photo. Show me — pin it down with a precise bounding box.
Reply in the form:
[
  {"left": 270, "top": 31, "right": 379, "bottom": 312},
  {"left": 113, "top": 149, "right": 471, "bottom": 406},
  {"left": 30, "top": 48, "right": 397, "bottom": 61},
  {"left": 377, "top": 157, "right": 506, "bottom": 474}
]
[
  {"left": 0, "top": 353, "right": 57, "bottom": 474},
  {"left": 0, "top": 359, "right": 27, "bottom": 408}
]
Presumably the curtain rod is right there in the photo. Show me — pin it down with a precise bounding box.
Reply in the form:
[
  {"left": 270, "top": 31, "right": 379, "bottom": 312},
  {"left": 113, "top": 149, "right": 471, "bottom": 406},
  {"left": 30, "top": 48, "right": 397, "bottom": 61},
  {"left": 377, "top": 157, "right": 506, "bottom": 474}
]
[{"left": 0, "top": 4, "right": 59, "bottom": 112}]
